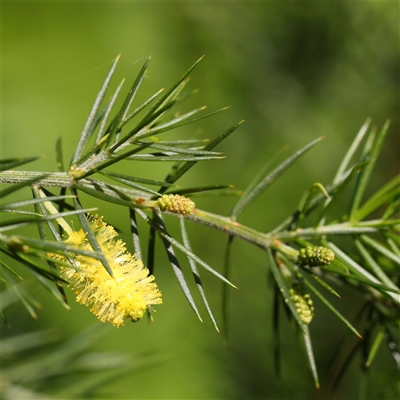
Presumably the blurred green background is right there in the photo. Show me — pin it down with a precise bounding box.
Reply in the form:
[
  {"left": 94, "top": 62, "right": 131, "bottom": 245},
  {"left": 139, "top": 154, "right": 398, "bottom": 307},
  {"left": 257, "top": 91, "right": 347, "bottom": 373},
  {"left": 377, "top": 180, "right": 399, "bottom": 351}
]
[{"left": 2, "top": 2, "right": 399, "bottom": 399}]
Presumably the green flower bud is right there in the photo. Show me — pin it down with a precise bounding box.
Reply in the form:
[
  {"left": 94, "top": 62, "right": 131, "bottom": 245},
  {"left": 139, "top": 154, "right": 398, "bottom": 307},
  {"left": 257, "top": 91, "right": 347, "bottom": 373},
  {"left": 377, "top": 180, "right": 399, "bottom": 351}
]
[
  {"left": 298, "top": 246, "right": 334, "bottom": 267},
  {"left": 157, "top": 194, "right": 195, "bottom": 215},
  {"left": 289, "top": 286, "right": 314, "bottom": 325}
]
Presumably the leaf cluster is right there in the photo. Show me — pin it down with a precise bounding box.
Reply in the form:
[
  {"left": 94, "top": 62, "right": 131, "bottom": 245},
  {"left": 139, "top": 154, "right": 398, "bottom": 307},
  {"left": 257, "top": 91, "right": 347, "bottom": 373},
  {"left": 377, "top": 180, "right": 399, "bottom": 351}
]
[{"left": 1, "top": 55, "right": 399, "bottom": 394}]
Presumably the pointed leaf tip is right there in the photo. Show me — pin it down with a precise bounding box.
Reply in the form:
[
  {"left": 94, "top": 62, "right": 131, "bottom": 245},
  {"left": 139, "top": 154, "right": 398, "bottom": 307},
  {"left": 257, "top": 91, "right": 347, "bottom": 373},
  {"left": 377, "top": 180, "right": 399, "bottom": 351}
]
[{"left": 191, "top": 55, "right": 205, "bottom": 68}]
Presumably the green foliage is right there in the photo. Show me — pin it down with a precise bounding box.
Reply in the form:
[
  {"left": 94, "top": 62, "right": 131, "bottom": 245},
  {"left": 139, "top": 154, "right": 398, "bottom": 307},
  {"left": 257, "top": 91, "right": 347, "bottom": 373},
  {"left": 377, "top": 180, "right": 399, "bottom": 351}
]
[
  {"left": 0, "top": 296, "right": 158, "bottom": 400},
  {"left": 1, "top": 56, "right": 399, "bottom": 397}
]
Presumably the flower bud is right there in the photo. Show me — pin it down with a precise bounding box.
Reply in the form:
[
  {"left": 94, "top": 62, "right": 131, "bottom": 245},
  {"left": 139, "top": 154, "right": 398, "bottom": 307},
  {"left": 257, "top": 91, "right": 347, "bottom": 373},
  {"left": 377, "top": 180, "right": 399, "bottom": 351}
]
[
  {"left": 157, "top": 194, "right": 195, "bottom": 215},
  {"left": 289, "top": 286, "right": 314, "bottom": 325},
  {"left": 298, "top": 246, "right": 334, "bottom": 267}
]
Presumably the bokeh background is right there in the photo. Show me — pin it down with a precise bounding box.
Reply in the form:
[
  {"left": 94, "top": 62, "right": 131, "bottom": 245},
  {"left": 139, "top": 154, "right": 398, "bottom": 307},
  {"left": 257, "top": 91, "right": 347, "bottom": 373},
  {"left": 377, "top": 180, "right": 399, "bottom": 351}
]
[{"left": 2, "top": 2, "right": 399, "bottom": 399}]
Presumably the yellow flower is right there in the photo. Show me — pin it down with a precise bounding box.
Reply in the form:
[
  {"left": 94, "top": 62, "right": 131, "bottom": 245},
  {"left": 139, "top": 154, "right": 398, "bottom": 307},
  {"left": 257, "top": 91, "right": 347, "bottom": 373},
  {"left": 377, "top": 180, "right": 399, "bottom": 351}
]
[{"left": 55, "top": 215, "right": 162, "bottom": 327}]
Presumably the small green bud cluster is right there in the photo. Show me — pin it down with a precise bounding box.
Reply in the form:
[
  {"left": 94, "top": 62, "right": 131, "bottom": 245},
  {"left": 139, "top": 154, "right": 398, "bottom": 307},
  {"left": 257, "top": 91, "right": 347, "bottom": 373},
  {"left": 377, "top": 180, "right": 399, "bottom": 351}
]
[
  {"left": 289, "top": 286, "right": 314, "bottom": 325},
  {"left": 157, "top": 194, "right": 195, "bottom": 215},
  {"left": 298, "top": 246, "right": 334, "bottom": 267}
]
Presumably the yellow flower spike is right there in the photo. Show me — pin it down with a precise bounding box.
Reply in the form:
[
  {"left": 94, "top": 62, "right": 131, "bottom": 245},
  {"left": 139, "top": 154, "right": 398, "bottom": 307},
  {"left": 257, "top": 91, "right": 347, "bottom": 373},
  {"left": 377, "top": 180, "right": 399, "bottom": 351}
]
[{"left": 52, "top": 214, "right": 162, "bottom": 327}]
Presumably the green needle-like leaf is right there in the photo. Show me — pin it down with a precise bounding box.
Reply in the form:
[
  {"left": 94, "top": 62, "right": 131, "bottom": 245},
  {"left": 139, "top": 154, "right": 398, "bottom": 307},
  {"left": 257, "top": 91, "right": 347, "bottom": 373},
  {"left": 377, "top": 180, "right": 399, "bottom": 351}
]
[
  {"left": 5, "top": 246, "right": 66, "bottom": 283},
  {"left": 1, "top": 195, "right": 76, "bottom": 211},
  {"left": 110, "top": 58, "right": 203, "bottom": 150},
  {"left": 232, "top": 136, "right": 324, "bottom": 219},
  {"left": 162, "top": 119, "right": 245, "bottom": 190},
  {"left": 95, "top": 98, "right": 119, "bottom": 145},
  {"left": 316, "top": 161, "right": 369, "bottom": 227},
  {"left": 349, "top": 120, "right": 390, "bottom": 221},
  {"left": 76, "top": 142, "right": 155, "bottom": 179},
  {"left": 0, "top": 259, "right": 23, "bottom": 280},
  {"left": 273, "top": 162, "right": 367, "bottom": 233},
  {"left": 5, "top": 324, "right": 110, "bottom": 383},
  {"left": 302, "top": 326, "right": 320, "bottom": 389},
  {"left": 222, "top": 235, "right": 234, "bottom": 345},
  {"left": 266, "top": 249, "right": 308, "bottom": 336},
  {"left": 146, "top": 212, "right": 157, "bottom": 277},
  {"left": 139, "top": 56, "right": 204, "bottom": 128},
  {"left": 139, "top": 105, "right": 208, "bottom": 136},
  {"left": 155, "top": 214, "right": 202, "bottom": 321},
  {"left": 1, "top": 235, "right": 100, "bottom": 265},
  {"left": 139, "top": 106, "right": 230, "bottom": 139},
  {"left": 33, "top": 206, "right": 68, "bottom": 303},
  {"left": 383, "top": 197, "right": 400, "bottom": 220},
  {"left": 0, "top": 219, "right": 39, "bottom": 232},
  {"left": 320, "top": 265, "right": 400, "bottom": 294},
  {"left": 55, "top": 136, "right": 65, "bottom": 172},
  {"left": 165, "top": 184, "right": 234, "bottom": 196},
  {"left": 333, "top": 118, "right": 371, "bottom": 184},
  {"left": 136, "top": 209, "right": 236, "bottom": 287},
  {"left": 326, "top": 241, "right": 400, "bottom": 303},
  {"left": 129, "top": 208, "right": 142, "bottom": 259},
  {"left": 365, "top": 327, "right": 385, "bottom": 368},
  {"left": 302, "top": 276, "right": 362, "bottom": 338},
  {"left": 119, "top": 88, "right": 165, "bottom": 129},
  {"left": 128, "top": 154, "right": 224, "bottom": 162},
  {"left": 99, "top": 170, "right": 175, "bottom": 188},
  {"left": 384, "top": 328, "right": 400, "bottom": 368},
  {"left": 134, "top": 140, "right": 220, "bottom": 156},
  {"left": 112, "top": 98, "right": 177, "bottom": 148},
  {"left": 73, "top": 182, "right": 145, "bottom": 209},
  {"left": 70, "top": 54, "right": 121, "bottom": 165},
  {"left": 309, "top": 273, "right": 341, "bottom": 298},
  {"left": 231, "top": 146, "right": 288, "bottom": 219},
  {"left": 293, "top": 183, "right": 329, "bottom": 229},
  {"left": 1, "top": 208, "right": 92, "bottom": 232},
  {"left": 0, "top": 175, "right": 49, "bottom": 198},
  {"left": 0, "top": 209, "right": 41, "bottom": 217},
  {"left": 72, "top": 194, "right": 113, "bottom": 278},
  {"left": 355, "top": 239, "right": 399, "bottom": 293},
  {"left": 180, "top": 217, "right": 219, "bottom": 331},
  {"left": 98, "top": 172, "right": 160, "bottom": 196},
  {"left": 107, "top": 58, "right": 151, "bottom": 145},
  {"left": 360, "top": 234, "right": 400, "bottom": 266},
  {"left": 187, "top": 188, "right": 242, "bottom": 198},
  {"left": 273, "top": 223, "right": 379, "bottom": 241},
  {"left": 0, "top": 156, "right": 43, "bottom": 172},
  {"left": 385, "top": 232, "right": 400, "bottom": 256},
  {"left": 33, "top": 198, "right": 68, "bottom": 302},
  {"left": 154, "top": 138, "right": 210, "bottom": 146},
  {"left": 355, "top": 173, "right": 400, "bottom": 221},
  {"left": 0, "top": 271, "right": 40, "bottom": 318},
  {"left": 1, "top": 329, "right": 59, "bottom": 358}
]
